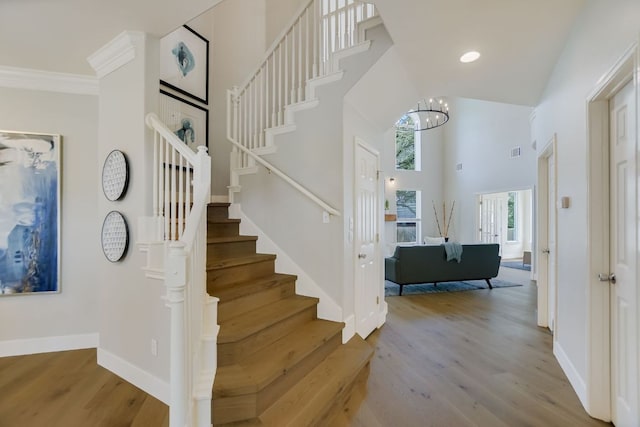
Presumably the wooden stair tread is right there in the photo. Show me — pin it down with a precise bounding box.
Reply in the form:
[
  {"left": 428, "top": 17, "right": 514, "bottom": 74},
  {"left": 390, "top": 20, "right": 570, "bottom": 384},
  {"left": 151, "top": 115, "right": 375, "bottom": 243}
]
[
  {"left": 207, "top": 254, "right": 276, "bottom": 271},
  {"left": 258, "top": 335, "right": 373, "bottom": 426},
  {"left": 208, "top": 235, "right": 258, "bottom": 244},
  {"left": 213, "top": 273, "right": 297, "bottom": 303},
  {"left": 218, "top": 295, "right": 319, "bottom": 343},
  {"left": 214, "top": 320, "right": 343, "bottom": 396}
]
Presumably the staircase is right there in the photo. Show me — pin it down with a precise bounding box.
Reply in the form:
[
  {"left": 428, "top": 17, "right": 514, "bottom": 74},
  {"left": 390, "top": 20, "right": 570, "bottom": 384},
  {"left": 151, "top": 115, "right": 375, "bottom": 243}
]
[{"left": 207, "top": 202, "right": 372, "bottom": 425}]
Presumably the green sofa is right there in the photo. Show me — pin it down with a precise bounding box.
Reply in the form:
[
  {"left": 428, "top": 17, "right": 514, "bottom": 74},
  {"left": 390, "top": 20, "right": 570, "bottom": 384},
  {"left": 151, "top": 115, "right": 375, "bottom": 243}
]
[{"left": 384, "top": 243, "right": 501, "bottom": 295}]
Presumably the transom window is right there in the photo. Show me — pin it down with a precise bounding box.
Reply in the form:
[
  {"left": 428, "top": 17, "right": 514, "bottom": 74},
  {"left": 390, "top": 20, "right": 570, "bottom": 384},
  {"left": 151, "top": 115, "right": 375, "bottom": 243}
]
[{"left": 395, "top": 114, "right": 421, "bottom": 171}]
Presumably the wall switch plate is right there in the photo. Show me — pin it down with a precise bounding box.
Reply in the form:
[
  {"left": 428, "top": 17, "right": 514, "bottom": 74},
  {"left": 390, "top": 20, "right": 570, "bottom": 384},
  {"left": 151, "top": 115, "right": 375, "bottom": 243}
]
[
  {"left": 151, "top": 339, "right": 158, "bottom": 356},
  {"left": 322, "top": 211, "right": 330, "bottom": 223}
]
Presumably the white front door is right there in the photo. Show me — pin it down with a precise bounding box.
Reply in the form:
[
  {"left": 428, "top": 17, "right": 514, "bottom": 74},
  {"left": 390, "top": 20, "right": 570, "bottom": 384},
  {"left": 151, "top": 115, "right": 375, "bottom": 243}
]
[
  {"left": 354, "top": 140, "right": 380, "bottom": 338},
  {"left": 547, "top": 152, "right": 557, "bottom": 333},
  {"left": 610, "top": 79, "right": 638, "bottom": 426},
  {"left": 478, "top": 193, "right": 507, "bottom": 252}
]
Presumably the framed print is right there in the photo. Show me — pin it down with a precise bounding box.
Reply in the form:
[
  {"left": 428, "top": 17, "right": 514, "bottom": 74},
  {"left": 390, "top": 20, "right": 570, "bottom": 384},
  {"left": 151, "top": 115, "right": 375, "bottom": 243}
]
[
  {"left": 160, "top": 25, "right": 209, "bottom": 105},
  {"left": 160, "top": 89, "right": 209, "bottom": 153},
  {"left": 0, "top": 130, "right": 61, "bottom": 295}
]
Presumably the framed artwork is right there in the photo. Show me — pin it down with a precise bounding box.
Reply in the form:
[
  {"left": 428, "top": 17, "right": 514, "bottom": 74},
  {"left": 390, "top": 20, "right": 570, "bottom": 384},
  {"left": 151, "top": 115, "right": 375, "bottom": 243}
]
[
  {"left": 0, "top": 130, "right": 61, "bottom": 295},
  {"left": 102, "top": 150, "right": 129, "bottom": 201},
  {"left": 159, "top": 89, "right": 209, "bottom": 153},
  {"left": 160, "top": 25, "right": 209, "bottom": 105},
  {"left": 101, "top": 211, "right": 129, "bottom": 262}
]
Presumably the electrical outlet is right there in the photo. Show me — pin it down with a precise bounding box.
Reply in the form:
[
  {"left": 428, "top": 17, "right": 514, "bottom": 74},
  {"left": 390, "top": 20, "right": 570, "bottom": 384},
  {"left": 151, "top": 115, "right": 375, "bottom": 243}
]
[
  {"left": 322, "top": 211, "right": 330, "bottom": 223},
  {"left": 151, "top": 339, "right": 158, "bottom": 356}
]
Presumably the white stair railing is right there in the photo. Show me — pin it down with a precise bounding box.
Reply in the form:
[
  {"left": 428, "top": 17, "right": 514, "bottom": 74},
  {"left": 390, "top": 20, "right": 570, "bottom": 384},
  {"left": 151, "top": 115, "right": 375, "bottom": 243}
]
[
  {"left": 227, "top": 0, "right": 375, "bottom": 214},
  {"left": 145, "top": 113, "right": 218, "bottom": 427}
]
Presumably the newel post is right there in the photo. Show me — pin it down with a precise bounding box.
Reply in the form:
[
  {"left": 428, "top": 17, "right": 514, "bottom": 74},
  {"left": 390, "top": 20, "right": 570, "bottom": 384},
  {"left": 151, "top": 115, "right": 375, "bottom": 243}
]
[{"left": 166, "top": 242, "right": 188, "bottom": 427}]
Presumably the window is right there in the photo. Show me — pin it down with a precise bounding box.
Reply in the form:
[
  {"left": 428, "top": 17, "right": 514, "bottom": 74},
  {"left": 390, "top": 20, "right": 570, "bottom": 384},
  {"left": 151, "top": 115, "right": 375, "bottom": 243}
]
[
  {"left": 507, "top": 191, "right": 517, "bottom": 241},
  {"left": 396, "top": 190, "right": 421, "bottom": 244},
  {"left": 395, "top": 114, "right": 421, "bottom": 171}
]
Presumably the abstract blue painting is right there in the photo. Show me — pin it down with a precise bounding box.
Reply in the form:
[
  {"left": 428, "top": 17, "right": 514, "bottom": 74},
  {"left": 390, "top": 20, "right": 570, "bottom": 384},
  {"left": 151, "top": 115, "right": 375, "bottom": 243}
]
[{"left": 0, "top": 131, "right": 61, "bottom": 295}]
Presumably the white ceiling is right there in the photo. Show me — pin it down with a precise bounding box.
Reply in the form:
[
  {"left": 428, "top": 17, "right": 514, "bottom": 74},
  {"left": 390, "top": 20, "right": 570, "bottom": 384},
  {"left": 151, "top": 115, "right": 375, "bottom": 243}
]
[
  {"left": 373, "top": 0, "right": 586, "bottom": 106},
  {"left": 0, "top": 0, "right": 585, "bottom": 107},
  {"left": 0, "top": 0, "right": 222, "bottom": 75}
]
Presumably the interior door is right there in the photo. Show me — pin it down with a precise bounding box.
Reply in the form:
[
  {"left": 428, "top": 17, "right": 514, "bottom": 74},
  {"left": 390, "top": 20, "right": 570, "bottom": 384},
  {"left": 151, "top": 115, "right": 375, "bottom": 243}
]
[
  {"left": 547, "top": 153, "right": 557, "bottom": 333},
  {"left": 478, "top": 193, "right": 507, "bottom": 253},
  {"left": 610, "top": 79, "right": 638, "bottom": 426},
  {"left": 355, "top": 140, "right": 380, "bottom": 338}
]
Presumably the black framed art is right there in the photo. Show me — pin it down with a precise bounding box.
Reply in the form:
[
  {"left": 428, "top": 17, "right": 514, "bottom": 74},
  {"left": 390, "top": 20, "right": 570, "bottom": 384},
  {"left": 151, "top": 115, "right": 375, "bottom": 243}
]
[
  {"left": 160, "top": 25, "right": 209, "bottom": 105},
  {"left": 159, "top": 90, "right": 209, "bottom": 153}
]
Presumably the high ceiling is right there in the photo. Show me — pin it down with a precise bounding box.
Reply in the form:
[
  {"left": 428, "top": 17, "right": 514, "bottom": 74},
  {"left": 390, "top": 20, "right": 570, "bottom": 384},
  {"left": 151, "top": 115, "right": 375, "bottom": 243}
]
[
  {"left": 373, "top": 0, "right": 586, "bottom": 106},
  {"left": 0, "top": 0, "right": 585, "bottom": 107},
  {"left": 0, "top": 0, "right": 221, "bottom": 75}
]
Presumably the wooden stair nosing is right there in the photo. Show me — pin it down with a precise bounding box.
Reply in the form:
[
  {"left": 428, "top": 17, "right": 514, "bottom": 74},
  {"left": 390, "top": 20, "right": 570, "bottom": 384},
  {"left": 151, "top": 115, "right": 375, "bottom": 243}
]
[
  {"left": 207, "top": 235, "right": 258, "bottom": 244},
  {"left": 207, "top": 253, "right": 276, "bottom": 271},
  {"left": 217, "top": 295, "right": 319, "bottom": 344},
  {"left": 208, "top": 218, "right": 241, "bottom": 224},
  {"left": 257, "top": 336, "right": 374, "bottom": 427},
  {"left": 214, "top": 320, "right": 344, "bottom": 397}
]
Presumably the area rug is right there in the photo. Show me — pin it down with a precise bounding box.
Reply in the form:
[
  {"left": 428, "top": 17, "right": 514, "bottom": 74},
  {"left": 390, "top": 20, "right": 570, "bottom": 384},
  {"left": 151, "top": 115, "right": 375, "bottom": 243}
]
[
  {"left": 501, "top": 261, "right": 532, "bottom": 271},
  {"left": 384, "top": 279, "right": 522, "bottom": 297}
]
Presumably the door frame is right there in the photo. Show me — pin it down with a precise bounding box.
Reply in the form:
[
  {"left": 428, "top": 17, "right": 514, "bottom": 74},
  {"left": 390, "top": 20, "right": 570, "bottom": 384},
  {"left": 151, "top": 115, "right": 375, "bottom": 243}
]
[
  {"left": 585, "top": 41, "right": 638, "bottom": 421},
  {"left": 353, "top": 137, "right": 385, "bottom": 337},
  {"left": 536, "top": 135, "right": 557, "bottom": 330}
]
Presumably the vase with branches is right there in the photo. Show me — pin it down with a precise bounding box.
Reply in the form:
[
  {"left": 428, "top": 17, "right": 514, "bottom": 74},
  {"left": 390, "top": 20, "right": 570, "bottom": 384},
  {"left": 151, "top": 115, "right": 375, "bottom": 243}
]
[{"left": 432, "top": 200, "right": 455, "bottom": 241}]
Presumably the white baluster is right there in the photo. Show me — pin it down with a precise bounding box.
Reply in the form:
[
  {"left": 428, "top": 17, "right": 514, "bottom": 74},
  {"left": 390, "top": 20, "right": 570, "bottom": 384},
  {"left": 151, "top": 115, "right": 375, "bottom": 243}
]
[{"left": 164, "top": 138, "right": 170, "bottom": 240}]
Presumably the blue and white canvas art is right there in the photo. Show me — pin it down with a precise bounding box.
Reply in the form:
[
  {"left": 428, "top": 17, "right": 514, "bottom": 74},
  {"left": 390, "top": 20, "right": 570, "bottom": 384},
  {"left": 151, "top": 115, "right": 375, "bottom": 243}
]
[{"left": 0, "top": 131, "right": 61, "bottom": 295}]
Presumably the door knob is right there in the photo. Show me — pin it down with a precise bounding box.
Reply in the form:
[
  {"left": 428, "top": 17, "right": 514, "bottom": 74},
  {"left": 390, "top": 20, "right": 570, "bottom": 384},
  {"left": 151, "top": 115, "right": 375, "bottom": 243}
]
[
  {"left": 358, "top": 253, "right": 367, "bottom": 259},
  {"left": 542, "top": 249, "right": 550, "bottom": 254},
  {"left": 598, "top": 273, "right": 616, "bottom": 284}
]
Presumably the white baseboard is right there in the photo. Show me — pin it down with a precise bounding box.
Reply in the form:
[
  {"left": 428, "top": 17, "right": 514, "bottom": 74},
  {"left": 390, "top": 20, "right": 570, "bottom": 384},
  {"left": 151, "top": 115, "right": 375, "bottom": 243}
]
[
  {"left": 554, "top": 341, "right": 588, "bottom": 409},
  {"left": 378, "top": 301, "right": 388, "bottom": 328},
  {"left": 97, "top": 348, "right": 169, "bottom": 405},
  {"left": 342, "top": 314, "right": 355, "bottom": 344},
  {"left": 0, "top": 333, "right": 98, "bottom": 357}
]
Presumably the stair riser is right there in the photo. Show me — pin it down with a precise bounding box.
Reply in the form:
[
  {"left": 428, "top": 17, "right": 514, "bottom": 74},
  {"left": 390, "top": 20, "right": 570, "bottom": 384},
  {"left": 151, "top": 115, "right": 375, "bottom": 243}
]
[
  {"left": 207, "top": 240, "right": 257, "bottom": 261},
  {"left": 212, "top": 393, "right": 257, "bottom": 425},
  {"left": 214, "top": 331, "right": 342, "bottom": 424},
  {"left": 208, "top": 205, "right": 231, "bottom": 221},
  {"left": 208, "top": 222, "right": 240, "bottom": 238},
  {"left": 207, "top": 260, "right": 275, "bottom": 289},
  {"left": 216, "top": 280, "right": 296, "bottom": 323},
  {"left": 217, "top": 307, "right": 316, "bottom": 366},
  {"left": 256, "top": 332, "right": 342, "bottom": 415}
]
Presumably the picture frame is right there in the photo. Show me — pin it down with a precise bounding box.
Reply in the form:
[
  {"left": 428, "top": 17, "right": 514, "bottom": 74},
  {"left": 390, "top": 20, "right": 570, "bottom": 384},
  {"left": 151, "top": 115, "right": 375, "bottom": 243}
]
[
  {"left": 159, "top": 89, "right": 209, "bottom": 153},
  {"left": 160, "top": 25, "right": 209, "bottom": 105},
  {"left": 0, "top": 130, "right": 61, "bottom": 296}
]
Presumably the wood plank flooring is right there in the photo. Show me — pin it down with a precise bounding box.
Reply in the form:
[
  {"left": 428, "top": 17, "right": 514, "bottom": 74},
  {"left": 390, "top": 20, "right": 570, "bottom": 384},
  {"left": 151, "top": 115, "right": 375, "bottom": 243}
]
[{"left": 0, "top": 268, "right": 610, "bottom": 426}]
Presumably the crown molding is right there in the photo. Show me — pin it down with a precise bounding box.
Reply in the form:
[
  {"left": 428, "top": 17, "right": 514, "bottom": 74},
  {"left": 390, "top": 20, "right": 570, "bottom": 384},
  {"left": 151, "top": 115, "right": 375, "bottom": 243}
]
[
  {"left": 87, "top": 31, "right": 144, "bottom": 79},
  {"left": 0, "top": 65, "right": 99, "bottom": 96}
]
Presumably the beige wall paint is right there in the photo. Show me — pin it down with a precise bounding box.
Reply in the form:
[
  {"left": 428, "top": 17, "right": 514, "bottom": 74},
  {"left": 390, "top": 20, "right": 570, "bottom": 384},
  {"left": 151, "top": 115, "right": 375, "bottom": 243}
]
[{"left": 0, "top": 87, "right": 99, "bottom": 344}]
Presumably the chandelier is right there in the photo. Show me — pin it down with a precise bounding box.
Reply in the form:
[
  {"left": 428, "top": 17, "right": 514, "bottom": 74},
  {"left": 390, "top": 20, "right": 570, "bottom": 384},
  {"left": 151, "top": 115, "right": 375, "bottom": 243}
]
[{"left": 408, "top": 98, "right": 449, "bottom": 131}]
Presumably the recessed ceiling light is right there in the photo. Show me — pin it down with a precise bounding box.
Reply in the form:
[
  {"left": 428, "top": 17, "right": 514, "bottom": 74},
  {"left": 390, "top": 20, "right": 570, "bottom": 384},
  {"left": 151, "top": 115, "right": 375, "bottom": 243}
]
[{"left": 460, "top": 51, "right": 480, "bottom": 63}]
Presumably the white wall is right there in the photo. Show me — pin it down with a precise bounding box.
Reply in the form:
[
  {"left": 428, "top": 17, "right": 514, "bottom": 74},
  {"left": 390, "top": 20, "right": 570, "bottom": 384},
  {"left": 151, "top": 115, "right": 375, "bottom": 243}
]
[
  {"left": 444, "top": 97, "right": 535, "bottom": 243},
  {"left": 265, "top": 0, "right": 307, "bottom": 47},
  {"left": 532, "top": 0, "right": 640, "bottom": 407},
  {"left": 0, "top": 87, "right": 100, "bottom": 354},
  {"left": 210, "top": 0, "right": 267, "bottom": 196},
  {"left": 96, "top": 33, "right": 170, "bottom": 401}
]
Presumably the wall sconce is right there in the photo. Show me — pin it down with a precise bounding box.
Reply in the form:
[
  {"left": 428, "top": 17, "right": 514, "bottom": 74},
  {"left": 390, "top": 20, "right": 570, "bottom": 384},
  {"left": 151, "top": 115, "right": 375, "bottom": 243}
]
[{"left": 389, "top": 177, "right": 395, "bottom": 185}]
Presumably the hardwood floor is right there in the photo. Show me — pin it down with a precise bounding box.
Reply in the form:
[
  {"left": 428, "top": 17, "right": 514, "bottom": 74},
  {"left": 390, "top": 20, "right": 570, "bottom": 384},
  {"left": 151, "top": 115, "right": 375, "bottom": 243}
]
[
  {"left": 0, "top": 349, "right": 169, "bottom": 427},
  {"left": 335, "top": 269, "right": 612, "bottom": 427},
  {"left": 0, "top": 268, "right": 611, "bottom": 426}
]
